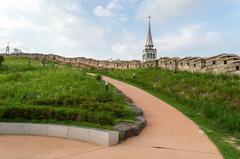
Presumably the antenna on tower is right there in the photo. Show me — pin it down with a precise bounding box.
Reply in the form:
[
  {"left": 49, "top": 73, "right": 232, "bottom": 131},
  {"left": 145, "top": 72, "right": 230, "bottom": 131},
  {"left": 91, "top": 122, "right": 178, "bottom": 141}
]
[{"left": 6, "top": 42, "right": 10, "bottom": 54}]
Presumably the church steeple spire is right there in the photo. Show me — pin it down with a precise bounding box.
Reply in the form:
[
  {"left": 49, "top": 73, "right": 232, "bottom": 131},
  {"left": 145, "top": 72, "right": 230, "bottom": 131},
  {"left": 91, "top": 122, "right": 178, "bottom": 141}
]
[
  {"left": 142, "top": 16, "right": 157, "bottom": 62},
  {"left": 145, "top": 16, "right": 153, "bottom": 48}
]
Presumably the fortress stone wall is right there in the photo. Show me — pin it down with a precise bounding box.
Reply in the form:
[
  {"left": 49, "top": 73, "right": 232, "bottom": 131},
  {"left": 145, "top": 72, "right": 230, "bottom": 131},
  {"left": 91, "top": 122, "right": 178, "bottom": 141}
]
[{"left": 1, "top": 52, "right": 240, "bottom": 75}]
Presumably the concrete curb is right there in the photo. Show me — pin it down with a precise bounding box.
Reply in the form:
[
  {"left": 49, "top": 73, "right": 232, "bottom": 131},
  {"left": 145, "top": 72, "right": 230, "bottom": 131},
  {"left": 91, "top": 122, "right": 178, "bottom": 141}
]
[{"left": 0, "top": 123, "right": 119, "bottom": 146}]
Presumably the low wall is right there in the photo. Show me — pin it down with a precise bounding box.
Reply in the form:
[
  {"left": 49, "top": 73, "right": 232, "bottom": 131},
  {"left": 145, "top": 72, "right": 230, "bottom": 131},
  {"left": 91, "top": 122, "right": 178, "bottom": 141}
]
[{"left": 0, "top": 122, "right": 119, "bottom": 146}]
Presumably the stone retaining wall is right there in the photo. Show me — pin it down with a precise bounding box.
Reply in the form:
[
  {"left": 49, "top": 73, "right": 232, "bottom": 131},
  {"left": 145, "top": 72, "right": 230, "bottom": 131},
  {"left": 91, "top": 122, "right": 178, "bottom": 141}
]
[
  {"left": 114, "top": 90, "right": 146, "bottom": 141},
  {"left": 2, "top": 52, "right": 239, "bottom": 75}
]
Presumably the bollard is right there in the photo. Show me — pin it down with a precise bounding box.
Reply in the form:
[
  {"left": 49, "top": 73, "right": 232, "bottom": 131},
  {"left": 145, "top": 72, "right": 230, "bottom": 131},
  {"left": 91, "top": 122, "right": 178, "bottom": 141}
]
[
  {"left": 105, "top": 81, "right": 109, "bottom": 92},
  {"left": 133, "top": 73, "right": 136, "bottom": 79}
]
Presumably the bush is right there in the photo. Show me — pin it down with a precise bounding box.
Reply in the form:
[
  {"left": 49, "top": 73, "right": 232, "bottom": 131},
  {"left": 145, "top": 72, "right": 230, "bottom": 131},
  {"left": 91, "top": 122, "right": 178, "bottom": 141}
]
[
  {"left": 96, "top": 92, "right": 113, "bottom": 103},
  {"left": 31, "top": 96, "right": 97, "bottom": 106},
  {"left": 0, "top": 105, "right": 106, "bottom": 125},
  {"left": 0, "top": 56, "right": 4, "bottom": 65},
  {"left": 96, "top": 111, "right": 113, "bottom": 125},
  {"left": 95, "top": 74, "right": 102, "bottom": 81},
  {"left": 0, "top": 102, "right": 135, "bottom": 126}
]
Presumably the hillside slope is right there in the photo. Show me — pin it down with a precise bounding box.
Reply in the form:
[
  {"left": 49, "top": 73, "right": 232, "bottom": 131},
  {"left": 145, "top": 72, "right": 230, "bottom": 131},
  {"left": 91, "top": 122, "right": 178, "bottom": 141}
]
[
  {"left": 97, "top": 68, "right": 240, "bottom": 158},
  {"left": 0, "top": 57, "right": 136, "bottom": 129}
]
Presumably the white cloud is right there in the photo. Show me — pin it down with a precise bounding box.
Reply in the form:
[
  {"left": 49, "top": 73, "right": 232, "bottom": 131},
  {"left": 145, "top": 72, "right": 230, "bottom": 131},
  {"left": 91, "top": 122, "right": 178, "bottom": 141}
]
[
  {"left": 112, "top": 31, "right": 143, "bottom": 60},
  {"left": 94, "top": 6, "right": 114, "bottom": 17},
  {"left": 155, "top": 24, "right": 223, "bottom": 57},
  {"left": 111, "top": 24, "right": 224, "bottom": 59},
  {"left": 119, "top": 14, "right": 128, "bottom": 21},
  {"left": 94, "top": 0, "right": 121, "bottom": 17},
  {"left": 112, "top": 44, "right": 127, "bottom": 55},
  {"left": 0, "top": 0, "right": 108, "bottom": 58},
  {"left": 0, "top": 0, "right": 239, "bottom": 59},
  {"left": 136, "top": 0, "right": 200, "bottom": 22}
]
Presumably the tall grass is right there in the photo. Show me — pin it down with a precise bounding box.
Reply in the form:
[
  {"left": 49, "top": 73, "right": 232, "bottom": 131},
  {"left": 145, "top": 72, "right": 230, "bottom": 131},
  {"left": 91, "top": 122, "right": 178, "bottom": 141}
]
[{"left": 97, "top": 68, "right": 240, "bottom": 138}]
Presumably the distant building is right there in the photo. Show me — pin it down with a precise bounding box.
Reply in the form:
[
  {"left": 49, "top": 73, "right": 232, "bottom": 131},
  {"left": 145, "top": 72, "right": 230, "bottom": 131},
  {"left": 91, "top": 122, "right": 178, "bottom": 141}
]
[{"left": 142, "top": 16, "right": 157, "bottom": 62}]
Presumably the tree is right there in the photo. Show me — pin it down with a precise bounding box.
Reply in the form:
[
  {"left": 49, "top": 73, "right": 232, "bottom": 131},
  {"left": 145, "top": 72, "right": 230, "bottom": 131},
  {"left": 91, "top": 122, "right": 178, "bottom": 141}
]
[{"left": 0, "top": 56, "right": 4, "bottom": 65}]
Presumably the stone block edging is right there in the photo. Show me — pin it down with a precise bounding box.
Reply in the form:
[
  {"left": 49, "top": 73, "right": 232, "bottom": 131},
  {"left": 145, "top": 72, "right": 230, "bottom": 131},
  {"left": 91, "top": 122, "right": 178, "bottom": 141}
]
[
  {"left": 0, "top": 122, "right": 119, "bottom": 146},
  {"left": 114, "top": 90, "right": 147, "bottom": 141}
]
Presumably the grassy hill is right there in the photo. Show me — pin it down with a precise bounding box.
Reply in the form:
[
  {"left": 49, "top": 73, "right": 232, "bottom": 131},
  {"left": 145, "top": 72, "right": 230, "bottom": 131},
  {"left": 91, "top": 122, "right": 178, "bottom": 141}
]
[
  {"left": 96, "top": 68, "right": 240, "bottom": 159},
  {"left": 0, "top": 56, "right": 136, "bottom": 129}
]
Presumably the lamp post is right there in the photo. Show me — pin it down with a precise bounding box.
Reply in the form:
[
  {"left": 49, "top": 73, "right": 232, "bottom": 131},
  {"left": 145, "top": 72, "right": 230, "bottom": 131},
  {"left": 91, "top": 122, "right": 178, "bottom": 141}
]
[{"left": 105, "top": 81, "right": 109, "bottom": 92}]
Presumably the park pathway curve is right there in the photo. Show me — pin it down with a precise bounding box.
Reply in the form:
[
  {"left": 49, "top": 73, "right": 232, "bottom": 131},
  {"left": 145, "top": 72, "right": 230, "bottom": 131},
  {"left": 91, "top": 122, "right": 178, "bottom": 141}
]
[{"left": 0, "top": 76, "right": 223, "bottom": 159}]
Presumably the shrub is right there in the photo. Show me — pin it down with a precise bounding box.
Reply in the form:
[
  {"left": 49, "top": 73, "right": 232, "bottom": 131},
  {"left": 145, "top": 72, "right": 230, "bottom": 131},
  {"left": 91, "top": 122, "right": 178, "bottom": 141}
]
[
  {"left": 95, "top": 74, "right": 102, "bottom": 81},
  {"left": 31, "top": 96, "right": 97, "bottom": 106},
  {"left": 0, "top": 56, "right": 4, "bottom": 65},
  {"left": 96, "top": 111, "right": 113, "bottom": 125},
  {"left": 0, "top": 106, "right": 84, "bottom": 124},
  {"left": 96, "top": 92, "right": 113, "bottom": 103},
  {"left": 0, "top": 102, "right": 134, "bottom": 126}
]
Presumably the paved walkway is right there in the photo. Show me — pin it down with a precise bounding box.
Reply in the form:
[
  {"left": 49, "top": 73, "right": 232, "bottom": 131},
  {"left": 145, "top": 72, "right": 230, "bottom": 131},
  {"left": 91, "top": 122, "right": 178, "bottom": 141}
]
[{"left": 0, "top": 76, "right": 223, "bottom": 159}]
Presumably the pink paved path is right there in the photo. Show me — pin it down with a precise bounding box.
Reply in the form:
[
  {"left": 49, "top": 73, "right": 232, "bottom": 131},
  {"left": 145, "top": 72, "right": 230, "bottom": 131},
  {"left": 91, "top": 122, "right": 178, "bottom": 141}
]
[{"left": 0, "top": 76, "right": 223, "bottom": 159}]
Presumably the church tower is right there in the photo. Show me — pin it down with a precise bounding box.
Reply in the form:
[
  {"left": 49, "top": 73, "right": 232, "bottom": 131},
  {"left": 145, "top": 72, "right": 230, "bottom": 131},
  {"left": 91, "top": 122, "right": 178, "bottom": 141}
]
[{"left": 142, "top": 16, "right": 157, "bottom": 61}]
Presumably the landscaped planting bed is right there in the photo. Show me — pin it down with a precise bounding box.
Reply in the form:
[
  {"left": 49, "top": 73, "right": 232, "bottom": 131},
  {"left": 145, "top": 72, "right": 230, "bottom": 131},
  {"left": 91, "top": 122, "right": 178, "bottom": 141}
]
[{"left": 0, "top": 56, "right": 136, "bottom": 129}]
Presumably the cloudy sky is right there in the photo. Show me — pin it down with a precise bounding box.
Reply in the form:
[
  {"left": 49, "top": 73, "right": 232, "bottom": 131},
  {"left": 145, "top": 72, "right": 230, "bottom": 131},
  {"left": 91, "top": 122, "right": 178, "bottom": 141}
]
[{"left": 0, "top": 0, "right": 240, "bottom": 60}]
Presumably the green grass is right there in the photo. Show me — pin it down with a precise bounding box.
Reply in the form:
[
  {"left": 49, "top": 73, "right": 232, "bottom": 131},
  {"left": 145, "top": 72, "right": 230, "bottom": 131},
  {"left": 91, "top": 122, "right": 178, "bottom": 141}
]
[
  {"left": 0, "top": 56, "right": 136, "bottom": 129},
  {"left": 95, "top": 68, "right": 240, "bottom": 158}
]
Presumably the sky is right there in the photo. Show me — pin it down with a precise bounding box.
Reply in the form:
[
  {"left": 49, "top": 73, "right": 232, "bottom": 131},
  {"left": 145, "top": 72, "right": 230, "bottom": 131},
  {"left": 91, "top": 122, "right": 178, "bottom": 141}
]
[{"left": 0, "top": 0, "right": 240, "bottom": 60}]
